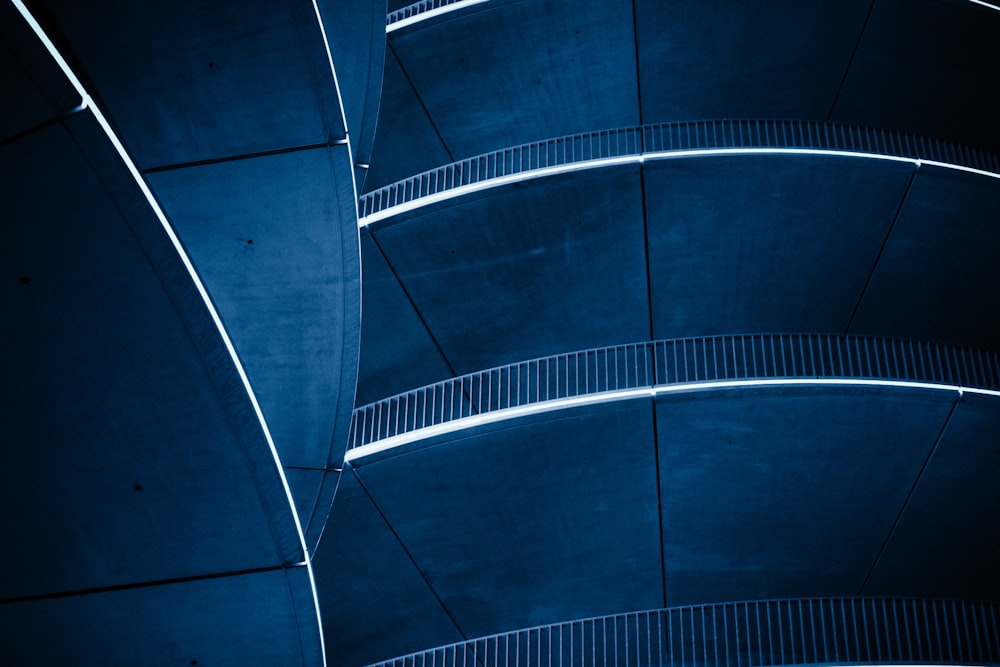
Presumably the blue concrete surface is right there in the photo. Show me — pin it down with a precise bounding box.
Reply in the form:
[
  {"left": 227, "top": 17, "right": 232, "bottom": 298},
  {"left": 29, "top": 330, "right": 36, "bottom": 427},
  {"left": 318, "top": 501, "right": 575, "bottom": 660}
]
[
  {"left": 656, "top": 384, "right": 956, "bottom": 605},
  {"left": 866, "top": 390, "right": 1000, "bottom": 600},
  {"left": 32, "top": 0, "right": 347, "bottom": 168},
  {"left": 313, "top": 469, "right": 465, "bottom": 666},
  {"left": 370, "top": 165, "right": 649, "bottom": 378},
  {"left": 357, "top": 227, "right": 455, "bottom": 404},
  {"left": 850, "top": 165, "right": 1000, "bottom": 351},
  {"left": 636, "top": 0, "right": 869, "bottom": 124},
  {"left": 645, "top": 154, "right": 913, "bottom": 339},
  {"left": 832, "top": 0, "right": 1000, "bottom": 152},
  {"left": 0, "top": 567, "right": 323, "bottom": 666},
  {"left": 352, "top": 400, "right": 663, "bottom": 639},
  {"left": 364, "top": 49, "right": 455, "bottom": 192}
]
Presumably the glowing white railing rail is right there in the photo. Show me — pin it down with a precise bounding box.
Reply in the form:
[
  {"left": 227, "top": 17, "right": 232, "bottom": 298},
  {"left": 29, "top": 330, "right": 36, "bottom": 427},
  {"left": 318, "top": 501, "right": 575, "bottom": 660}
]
[
  {"left": 366, "top": 597, "right": 1000, "bottom": 667},
  {"left": 348, "top": 334, "right": 1000, "bottom": 451},
  {"left": 357, "top": 120, "right": 1000, "bottom": 224}
]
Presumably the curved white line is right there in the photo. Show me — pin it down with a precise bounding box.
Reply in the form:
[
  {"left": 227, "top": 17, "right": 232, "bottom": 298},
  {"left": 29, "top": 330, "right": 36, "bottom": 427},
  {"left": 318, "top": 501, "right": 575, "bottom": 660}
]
[
  {"left": 386, "top": 0, "right": 1000, "bottom": 33},
  {"left": 12, "top": 0, "right": 320, "bottom": 615},
  {"left": 387, "top": 0, "right": 490, "bottom": 33},
  {"left": 358, "top": 148, "right": 1000, "bottom": 227},
  {"left": 345, "top": 378, "right": 997, "bottom": 461}
]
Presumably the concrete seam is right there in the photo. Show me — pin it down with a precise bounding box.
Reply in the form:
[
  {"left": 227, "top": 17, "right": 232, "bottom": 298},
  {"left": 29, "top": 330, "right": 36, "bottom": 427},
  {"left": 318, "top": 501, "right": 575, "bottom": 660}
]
[
  {"left": 857, "top": 390, "right": 961, "bottom": 595},
  {"left": 0, "top": 562, "right": 304, "bottom": 606},
  {"left": 368, "top": 230, "right": 467, "bottom": 392},
  {"left": 827, "top": 0, "right": 876, "bottom": 121},
  {"left": 630, "top": 0, "right": 644, "bottom": 126},
  {"left": 650, "top": 396, "right": 668, "bottom": 608},
  {"left": 388, "top": 42, "right": 455, "bottom": 163},
  {"left": 350, "top": 465, "right": 469, "bottom": 641},
  {"left": 844, "top": 163, "right": 918, "bottom": 333},
  {"left": 141, "top": 140, "right": 337, "bottom": 174}
]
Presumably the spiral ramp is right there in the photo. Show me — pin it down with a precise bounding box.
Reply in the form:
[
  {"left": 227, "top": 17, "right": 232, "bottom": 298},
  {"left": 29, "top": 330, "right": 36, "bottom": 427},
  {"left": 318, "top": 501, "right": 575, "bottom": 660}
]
[{"left": 3, "top": 1, "right": 1000, "bottom": 666}]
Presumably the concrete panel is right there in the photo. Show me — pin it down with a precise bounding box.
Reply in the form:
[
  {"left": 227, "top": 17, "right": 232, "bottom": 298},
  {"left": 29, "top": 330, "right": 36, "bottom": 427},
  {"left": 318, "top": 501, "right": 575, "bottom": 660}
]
[
  {"left": 313, "top": 468, "right": 463, "bottom": 667},
  {"left": 657, "top": 385, "right": 956, "bottom": 606},
  {"left": 147, "top": 147, "right": 359, "bottom": 470},
  {"left": 1, "top": 115, "right": 300, "bottom": 598},
  {"left": 36, "top": 0, "right": 346, "bottom": 168},
  {"left": 372, "top": 165, "right": 649, "bottom": 376},
  {"left": 0, "top": 567, "right": 322, "bottom": 666},
  {"left": 284, "top": 467, "right": 324, "bottom": 540},
  {"left": 866, "top": 391, "right": 1000, "bottom": 600},
  {"left": 833, "top": 0, "right": 1000, "bottom": 151},
  {"left": 318, "top": 0, "right": 387, "bottom": 183},
  {"left": 364, "top": 50, "right": 455, "bottom": 192},
  {"left": 636, "top": 0, "right": 869, "bottom": 124},
  {"left": 0, "top": 2, "right": 79, "bottom": 143},
  {"left": 357, "top": 228, "right": 455, "bottom": 404},
  {"left": 850, "top": 166, "right": 1000, "bottom": 351},
  {"left": 645, "top": 154, "right": 914, "bottom": 339},
  {"left": 388, "top": 0, "right": 638, "bottom": 163},
  {"left": 355, "top": 400, "right": 663, "bottom": 638}
]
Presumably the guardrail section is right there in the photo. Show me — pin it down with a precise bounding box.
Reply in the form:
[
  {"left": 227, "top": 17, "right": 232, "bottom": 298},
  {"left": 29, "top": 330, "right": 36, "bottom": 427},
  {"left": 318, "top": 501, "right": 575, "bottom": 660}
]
[
  {"left": 349, "top": 334, "right": 1000, "bottom": 450},
  {"left": 358, "top": 120, "right": 1000, "bottom": 221},
  {"left": 366, "top": 597, "right": 1000, "bottom": 667}
]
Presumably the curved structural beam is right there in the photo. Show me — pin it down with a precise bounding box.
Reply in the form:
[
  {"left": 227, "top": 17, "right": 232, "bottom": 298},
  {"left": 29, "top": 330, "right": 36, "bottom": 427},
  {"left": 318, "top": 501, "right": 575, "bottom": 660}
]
[
  {"left": 28, "top": 0, "right": 365, "bottom": 547},
  {"left": 359, "top": 120, "right": 999, "bottom": 224},
  {"left": 348, "top": 334, "right": 1000, "bottom": 458},
  {"left": 3, "top": 2, "right": 324, "bottom": 664},
  {"left": 366, "top": 597, "right": 1000, "bottom": 667}
]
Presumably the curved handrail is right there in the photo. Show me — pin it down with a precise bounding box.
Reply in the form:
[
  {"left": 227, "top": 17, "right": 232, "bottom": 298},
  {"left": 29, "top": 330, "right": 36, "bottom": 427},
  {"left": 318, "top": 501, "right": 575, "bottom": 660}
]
[
  {"left": 387, "top": 0, "right": 1000, "bottom": 33},
  {"left": 358, "top": 120, "right": 1000, "bottom": 224},
  {"left": 349, "top": 334, "right": 1000, "bottom": 451},
  {"left": 364, "top": 597, "right": 1000, "bottom": 667},
  {"left": 387, "top": 0, "right": 481, "bottom": 31}
]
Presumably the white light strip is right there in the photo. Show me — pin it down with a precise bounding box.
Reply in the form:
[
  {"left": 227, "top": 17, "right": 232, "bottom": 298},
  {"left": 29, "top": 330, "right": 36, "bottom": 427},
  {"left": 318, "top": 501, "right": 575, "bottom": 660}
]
[
  {"left": 346, "top": 388, "right": 652, "bottom": 460},
  {"left": 358, "top": 147, "right": 1000, "bottom": 227},
  {"left": 359, "top": 155, "right": 639, "bottom": 225},
  {"left": 387, "top": 0, "right": 999, "bottom": 34},
  {"left": 346, "top": 378, "right": 1000, "bottom": 462},
  {"left": 11, "top": 0, "right": 315, "bottom": 571},
  {"left": 387, "top": 0, "right": 490, "bottom": 33}
]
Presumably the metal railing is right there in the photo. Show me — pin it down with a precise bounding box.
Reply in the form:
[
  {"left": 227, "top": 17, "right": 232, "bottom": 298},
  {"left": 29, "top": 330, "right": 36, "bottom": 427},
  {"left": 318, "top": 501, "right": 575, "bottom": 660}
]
[
  {"left": 349, "top": 334, "right": 1000, "bottom": 450},
  {"left": 358, "top": 120, "right": 1000, "bottom": 220},
  {"left": 365, "top": 597, "right": 1000, "bottom": 667},
  {"left": 387, "top": 0, "right": 470, "bottom": 28}
]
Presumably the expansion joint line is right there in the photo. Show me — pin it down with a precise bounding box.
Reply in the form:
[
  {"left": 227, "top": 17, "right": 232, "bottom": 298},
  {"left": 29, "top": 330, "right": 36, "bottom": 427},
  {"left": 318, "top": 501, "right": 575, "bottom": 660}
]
[
  {"left": 350, "top": 466, "right": 469, "bottom": 641},
  {"left": 844, "top": 163, "right": 919, "bottom": 333},
  {"left": 858, "top": 391, "right": 961, "bottom": 595},
  {"left": 826, "top": 0, "right": 876, "bottom": 121},
  {"left": 388, "top": 43, "right": 455, "bottom": 163}
]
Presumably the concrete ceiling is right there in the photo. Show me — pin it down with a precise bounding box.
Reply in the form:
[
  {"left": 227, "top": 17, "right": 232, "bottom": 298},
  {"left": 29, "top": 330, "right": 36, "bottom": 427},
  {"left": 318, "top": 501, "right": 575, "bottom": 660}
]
[
  {"left": 6, "top": 0, "right": 1000, "bottom": 665},
  {"left": 26, "top": 0, "right": 367, "bottom": 544},
  {"left": 1, "top": 6, "right": 322, "bottom": 660},
  {"left": 316, "top": 382, "right": 1000, "bottom": 667},
  {"left": 367, "top": 0, "right": 1000, "bottom": 192},
  {"left": 358, "top": 153, "right": 1000, "bottom": 402}
]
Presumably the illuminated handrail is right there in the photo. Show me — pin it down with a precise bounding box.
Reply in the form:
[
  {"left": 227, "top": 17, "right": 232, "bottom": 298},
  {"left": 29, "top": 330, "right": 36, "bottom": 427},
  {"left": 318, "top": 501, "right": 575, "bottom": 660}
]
[
  {"left": 364, "top": 597, "right": 1000, "bottom": 667},
  {"left": 348, "top": 334, "right": 1000, "bottom": 450},
  {"left": 387, "top": 0, "right": 472, "bottom": 29},
  {"left": 357, "top": 120, "right": 1000, "bottom": 223}
]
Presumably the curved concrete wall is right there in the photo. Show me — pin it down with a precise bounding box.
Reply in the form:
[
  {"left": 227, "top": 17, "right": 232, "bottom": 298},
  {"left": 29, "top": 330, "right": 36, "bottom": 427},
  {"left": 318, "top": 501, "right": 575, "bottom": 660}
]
[
  {"left": 1, "top": 4, "right": 323, "bottom": 663},
  {"left": 367, "top": 0, "right": 1000, "bottom": 190},
  {"left": 26, "top": 0, "right": 367, "bottom": 546}
]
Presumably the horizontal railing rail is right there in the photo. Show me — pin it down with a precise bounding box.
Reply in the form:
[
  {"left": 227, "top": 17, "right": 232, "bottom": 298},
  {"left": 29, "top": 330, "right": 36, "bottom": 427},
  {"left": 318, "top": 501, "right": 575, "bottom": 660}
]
[
  {"left": 387, "top": 0, "right": 470, "bottom": 28},
  {"left": 349, "top": 334, "right": 1000, "bottom": 450},
  {"left": 357, "top": 120, "right": 1000, "bottom": 221},
  {"left": 365, "top": 597, "right": 1000, "bottom": 667}
]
